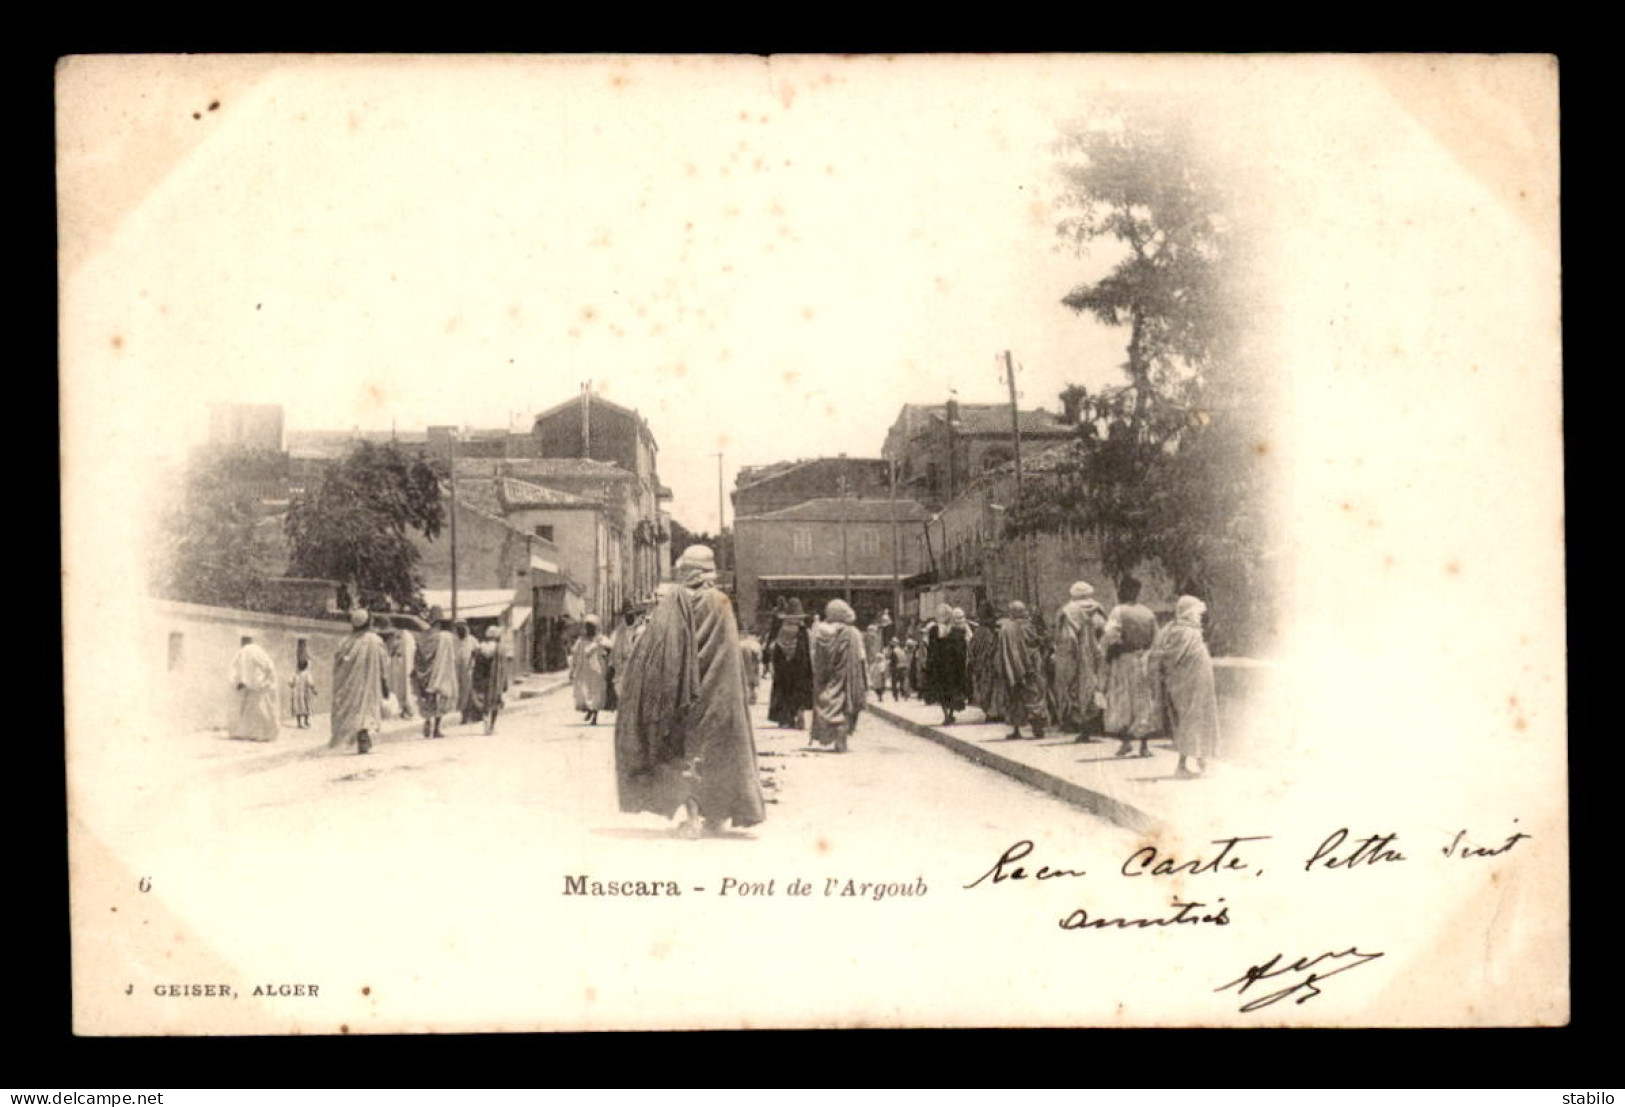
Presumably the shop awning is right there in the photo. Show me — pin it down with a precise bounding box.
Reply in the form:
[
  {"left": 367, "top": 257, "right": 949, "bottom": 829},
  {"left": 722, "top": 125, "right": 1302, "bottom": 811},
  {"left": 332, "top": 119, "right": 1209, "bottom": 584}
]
[
  {"left": 422, "top": 589, "right": 515, "bottom": 620},
  {"left": 757, "top": 574, "right": 902, "bottom": 584}
]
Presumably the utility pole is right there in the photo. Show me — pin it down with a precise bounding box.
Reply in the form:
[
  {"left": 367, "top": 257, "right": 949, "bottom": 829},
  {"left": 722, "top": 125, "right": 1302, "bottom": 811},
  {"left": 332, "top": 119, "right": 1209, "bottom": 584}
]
[
  {"left": 1004, "top": 350, "right": 1033, "bottom": 611},
  {"left": 448, "top": 425, "right": 459, "bottom": 620},
  {"left": 889, "top": 458, "right": 902, "bottom": 629},
  {"left": 712, "top": 452, "right": 725, "bottom": 572},
  {"left": 839, "top": 465, "right": 851, "bottom": 605}
]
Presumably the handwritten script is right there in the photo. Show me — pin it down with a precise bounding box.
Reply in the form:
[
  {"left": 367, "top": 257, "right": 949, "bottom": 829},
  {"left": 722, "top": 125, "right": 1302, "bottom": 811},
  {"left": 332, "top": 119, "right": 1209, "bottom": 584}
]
[{"left": 1215, "top": 948, "right": 1385, "bottom": 1012}]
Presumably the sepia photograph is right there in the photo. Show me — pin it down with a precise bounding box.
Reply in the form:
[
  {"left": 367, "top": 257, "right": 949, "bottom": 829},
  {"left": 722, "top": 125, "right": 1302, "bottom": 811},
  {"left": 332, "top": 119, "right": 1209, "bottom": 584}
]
[{"left": 58, "top": 53, "right": 1565, "bottom": 1033}]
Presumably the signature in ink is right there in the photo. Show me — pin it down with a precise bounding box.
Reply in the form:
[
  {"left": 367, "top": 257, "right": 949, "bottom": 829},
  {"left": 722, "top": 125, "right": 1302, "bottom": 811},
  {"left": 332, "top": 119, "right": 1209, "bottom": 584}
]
[{"left": 1215, "top": 948, "right": 1385, "bottom": 1013}]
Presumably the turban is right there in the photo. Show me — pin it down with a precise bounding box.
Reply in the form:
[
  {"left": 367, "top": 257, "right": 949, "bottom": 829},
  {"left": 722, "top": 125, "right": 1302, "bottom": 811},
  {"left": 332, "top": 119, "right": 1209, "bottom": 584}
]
[
  {"left": 676, "top": 544, "right": 718, "bottom": 586},
  {"left": 824, "top": 599, "right": 856, "bottom": 625},
  {"left": 1069, "top": 581, "right": 1095, "bottom": 599},
  {"left": 1175, "top": 595, "right": 1208, "bottom": 625},
  {"left": 950, "top": 608, "right": 968, "bottom": 629},
  {"left": 349, "top": 609, "right": 370, "bottom": 629},
  {"left": 1007, "top": 600, "right": 1028, "bottom": 619}
]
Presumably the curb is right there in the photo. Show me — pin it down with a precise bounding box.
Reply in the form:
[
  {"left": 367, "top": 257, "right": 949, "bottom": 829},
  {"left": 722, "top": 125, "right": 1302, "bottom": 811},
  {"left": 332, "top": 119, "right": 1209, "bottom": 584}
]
[{"left": 866, "top": 703, "right": 1163, "bottom": 835}]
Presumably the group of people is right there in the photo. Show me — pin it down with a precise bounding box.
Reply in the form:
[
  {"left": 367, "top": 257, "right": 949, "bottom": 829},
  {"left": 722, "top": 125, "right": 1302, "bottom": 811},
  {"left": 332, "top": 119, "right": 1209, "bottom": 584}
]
[
  {"left": 757, "top": 598, "right": 872, "bottom": 753},
  {"left": 902, "top": 578, "right": 1220, "bottom": 778},
  {"left": 739, "top": 576, "right": 1222, "bottom": 779},
  {"left": 566, "top": 602, "right": 655, "bottom": 726},
  {"left": 242, "top": 546, "right": 1222, "bottom": 849},
  {"left": 326, "top": 607, "right": 508, "bottom": 756}
]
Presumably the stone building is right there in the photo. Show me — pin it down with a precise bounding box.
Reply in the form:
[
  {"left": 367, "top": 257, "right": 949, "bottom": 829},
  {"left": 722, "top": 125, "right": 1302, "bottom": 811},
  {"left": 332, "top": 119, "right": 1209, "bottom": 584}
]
[
  {"left": 903, "top": 442, "right": 1173, "bottom": 625},
  {"left": 881, "top": 399, "right": 1077, "bottom": 513},
  {"left": 451, "top": 458, "right": 658, "bottom": 620},
  {"left": 285, "top": 387, "right": 672, "bottom": 623},
  {"left": 521, "top": 388, "right": 672, "bottom": 605},
  {"left": 733, "top": 496, "right": 926, "bottom": 634},
  {"left": 415, "top": 476, "right": 590, "bottom": 673},
  {"left": 733, "top": 456, "right": 892, "bottom": 517}
]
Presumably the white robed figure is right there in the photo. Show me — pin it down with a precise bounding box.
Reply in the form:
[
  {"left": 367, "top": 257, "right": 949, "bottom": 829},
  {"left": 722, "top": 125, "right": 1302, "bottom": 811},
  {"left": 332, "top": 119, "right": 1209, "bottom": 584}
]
[
  {"left": 1149, "top": 595, "right": 1221, "bottom": 778},
  {"left": 1053, "top": 581, "right": 1106, "bottom": 735},
  {"left": 227, "top": 634, "right": 280, "bottom": 741},
  {"left": 331, "top": 609, "right": 390, "bottom": 754},
  {"left": 1104, "top": 575, "right": 1163, "bottom": 758}
]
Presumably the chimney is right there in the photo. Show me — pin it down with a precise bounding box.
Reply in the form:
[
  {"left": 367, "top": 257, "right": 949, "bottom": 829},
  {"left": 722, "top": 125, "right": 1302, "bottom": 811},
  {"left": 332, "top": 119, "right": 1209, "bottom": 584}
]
[{"left": 1060, "top": 386, "right": 1086, "bottom": 426}]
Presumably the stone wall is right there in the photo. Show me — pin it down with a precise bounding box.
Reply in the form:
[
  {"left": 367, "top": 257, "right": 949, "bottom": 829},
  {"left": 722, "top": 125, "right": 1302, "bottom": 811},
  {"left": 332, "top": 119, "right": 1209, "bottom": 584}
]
[{"left": 147, "top": 600, "right": 354, "bottom": 732}]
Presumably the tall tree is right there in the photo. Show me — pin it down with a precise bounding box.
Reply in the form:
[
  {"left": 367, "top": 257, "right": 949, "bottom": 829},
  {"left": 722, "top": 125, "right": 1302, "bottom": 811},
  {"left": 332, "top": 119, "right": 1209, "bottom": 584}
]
[
  {"left": 284, "top": 441, "right": 446, "bottom": 612},
  {"left": 1010, "top": 106, "right": 1274, "bottom": 653},
  {"left": 668, "top": 518, "right": 732, "bottom": 572},
  {"left": 151, "top": 448, "right": 282, "bottom": 609}
]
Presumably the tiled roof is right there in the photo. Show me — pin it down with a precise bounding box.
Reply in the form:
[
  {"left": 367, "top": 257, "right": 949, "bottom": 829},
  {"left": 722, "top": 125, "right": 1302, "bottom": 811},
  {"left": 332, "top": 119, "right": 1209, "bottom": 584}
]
[
  {"left": 900, "top": 403, "right": 1074, "bottom": 437},
  {"left": 498, "top": 478, "right": 598, "bottom": 508},
  {"left": 736, "top": 459, "right": 807, "bottom": 489},
  {"left": 453, "top": 457, "right": 635, "bottom": 482},
  {"left": 736, "top": 457, "right": 890, "bottom": 492},
  {"left": 532, "top": 393, "right": 658, "bottom": 448},
  {"left": 450, "top": 477, "right": 601, "bottom": 517},
  {"left": 743, "top": 498, "right": 927, "bottom": 523}
]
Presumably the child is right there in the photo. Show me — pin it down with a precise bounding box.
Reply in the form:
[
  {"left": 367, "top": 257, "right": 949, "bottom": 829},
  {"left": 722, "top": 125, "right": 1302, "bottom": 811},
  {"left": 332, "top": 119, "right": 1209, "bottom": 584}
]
[{"left": 289, "top": 658, "right": 318, "bottom": 729}]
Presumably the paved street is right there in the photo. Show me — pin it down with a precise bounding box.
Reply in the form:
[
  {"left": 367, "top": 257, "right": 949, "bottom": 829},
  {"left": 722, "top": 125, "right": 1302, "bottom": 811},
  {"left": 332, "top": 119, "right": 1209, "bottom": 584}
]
[
  {"left": 136, "top": 684, "right": 1143, "bottom": 859},
  {"left": 85, "top": 683, "right": 1155, "bottom": 1031}
]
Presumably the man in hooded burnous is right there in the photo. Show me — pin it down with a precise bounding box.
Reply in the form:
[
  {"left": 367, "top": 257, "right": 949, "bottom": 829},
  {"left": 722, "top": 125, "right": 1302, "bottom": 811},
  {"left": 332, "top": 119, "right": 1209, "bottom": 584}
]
[
  {"left": 330, "top": 609, "right": 389, "bottom": 755},
  {"left": 227, "top": 633, "right": 280, "bottom": 742},
  {"left": 469, "top": 626, "right": 507, "bottom": 731},
  {"left": 389, "top": 617, "right": 417, "bottom": 719},
  {"left": 455, "top": 620, "right": 478, "bottom": 723},
  {"left": 1054, "top": 581, "right": 1107, "bottom": 738},
  {"left": 570, "top": 616, "right": 612, "bottom": 726},
  {"left": 737, "top": 626, "right": 764, "bottom": 706},
  {"left": 415, "top": 607, "right": 460, "bottom": 738},
  {"left": 997, "top": 600, "right": 1049, "bottom": 739},
  {"left": 968, "top": 600, "right": 1005, "bottom": 723},
  {"left": 1150, "top": 595, "right": 1221, "bottom": 778},
  {"left": 615, "top": 546, "right": 766, "bottom": 838},
  {"left": 810, "top": 599, "right": 868, "bottom": 752},
  {"left": 1104, "top": 575, "right": 1163, "bottom": 758},
  {"left": 607, "top": 601, "right": 640, "bottom": 711}
]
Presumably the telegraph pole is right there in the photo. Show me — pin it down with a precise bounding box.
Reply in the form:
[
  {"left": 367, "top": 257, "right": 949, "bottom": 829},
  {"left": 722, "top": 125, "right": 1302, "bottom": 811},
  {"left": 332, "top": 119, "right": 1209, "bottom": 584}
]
[
  {"left": 1005, "top": 351, "right": 1024, "bottom": 509},
  {"left": 839, "top": 465, "right": 851, "bottom": 605},
  {"left": 889, "top": 458, "right": 902, "bottom": 629},
  {"left": 1004, "top": 351, "right": 1033, "bottom": 611},
  {"left": 712, "top": 452, "right": 725, "bottom": 572},
  {"left": 448, "top": 425, "right": 460, "bottom": 620}
]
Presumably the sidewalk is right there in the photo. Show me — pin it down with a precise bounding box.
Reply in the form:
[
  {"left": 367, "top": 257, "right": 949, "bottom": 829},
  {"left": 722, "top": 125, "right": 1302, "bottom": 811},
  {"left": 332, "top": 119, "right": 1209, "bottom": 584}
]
[
  {"left": 866, "top": 695, "right": 1265, "bottom": 834},
  {"left": 188, "top": 669, "right": 572, "bottom": 776}
]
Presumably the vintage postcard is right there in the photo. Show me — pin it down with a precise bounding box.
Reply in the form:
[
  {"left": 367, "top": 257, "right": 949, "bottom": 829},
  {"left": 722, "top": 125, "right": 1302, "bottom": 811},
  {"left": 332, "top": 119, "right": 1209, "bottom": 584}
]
[{"left": 59, "top": 53, "right": 1565, "bottom": 1032}]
